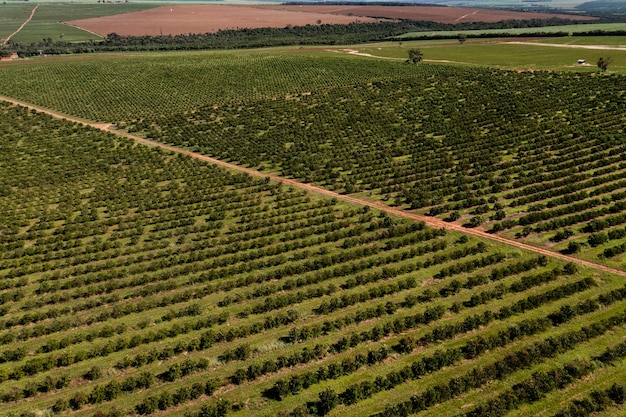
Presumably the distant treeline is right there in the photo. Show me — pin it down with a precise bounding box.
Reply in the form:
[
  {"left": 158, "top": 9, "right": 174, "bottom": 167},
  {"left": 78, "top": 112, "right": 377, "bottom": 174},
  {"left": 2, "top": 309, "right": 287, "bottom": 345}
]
[
  {"left": 576, "top": 0, "right": 626, "bottom": 17},
  {"left": 283, "top": 2, "right": 448, "bottom": 6},
  {"left": 394, "top": 28, "right": 626, "bottom": 41},
  {"left": 2, "top": 18, "right": 609, "bottom": 57}
]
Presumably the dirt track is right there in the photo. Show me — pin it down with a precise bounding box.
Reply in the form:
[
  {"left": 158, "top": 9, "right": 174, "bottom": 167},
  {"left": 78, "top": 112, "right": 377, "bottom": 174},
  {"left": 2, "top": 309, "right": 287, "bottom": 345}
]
[
  {"left": 331, "top": 49, "right": 474, "bottom": 65},
  {"left": 2, "top": 4, "right": 39, "bottom": 45},
  {"left": 2, "top": 93, "right": 625, "bottom": 278},
  {"left": 504, "top": 41, "right": 626, "bottom": 51}
]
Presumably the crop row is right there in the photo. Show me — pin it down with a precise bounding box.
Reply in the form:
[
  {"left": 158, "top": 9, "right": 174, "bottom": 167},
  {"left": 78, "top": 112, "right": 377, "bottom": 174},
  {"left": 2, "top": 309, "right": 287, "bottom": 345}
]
[
  {"left": 3, "top": 57, "right": 626, "bottom": 417},
  {"left": 108, "top": 61, "right": 626, "bottom": 267},
  {"left": 0, "top": 103, "right": 538, "bottom": 417}
]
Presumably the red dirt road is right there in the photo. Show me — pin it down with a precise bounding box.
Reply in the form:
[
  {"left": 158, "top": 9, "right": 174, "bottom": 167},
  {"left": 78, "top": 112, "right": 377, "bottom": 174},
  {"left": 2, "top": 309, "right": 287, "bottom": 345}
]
[
  {"left": 64, "top": 5, "right": 380, "bottom": 37},
  {"left": 1, "top": 93, "right": 623, "bottom": 278}
]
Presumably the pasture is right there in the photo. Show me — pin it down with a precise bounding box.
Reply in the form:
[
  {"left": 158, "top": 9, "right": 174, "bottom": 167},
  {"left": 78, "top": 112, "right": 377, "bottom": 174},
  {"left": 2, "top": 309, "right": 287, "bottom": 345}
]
[
  {"left": 355, "top": 39, "right": 626, "bottom": 72},
  {"left": 0, "top": 3, "right": 159, "bottom": 43},
  {"left": 396, "top": 22, "right": 625, "bottom": 39}
]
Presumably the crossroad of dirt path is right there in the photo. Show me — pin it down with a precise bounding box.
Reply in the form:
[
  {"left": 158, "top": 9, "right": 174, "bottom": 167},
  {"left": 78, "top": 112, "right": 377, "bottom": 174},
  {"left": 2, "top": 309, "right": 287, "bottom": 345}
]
[{"left": 2, "top": 93, "right": 626, "bottom": 278}]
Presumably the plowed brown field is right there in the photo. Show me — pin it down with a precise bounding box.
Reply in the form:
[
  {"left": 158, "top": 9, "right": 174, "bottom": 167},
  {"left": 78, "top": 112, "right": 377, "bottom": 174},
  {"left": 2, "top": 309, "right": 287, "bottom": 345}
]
[
  {"left": 254, "top": 5, "right": 596, "bottom": 23},
  {"left": 63, "top": 5, "right": 381, "bottom": 37},
  {"left": 65, "top": 4, "right": 596, "bottom": 37}
]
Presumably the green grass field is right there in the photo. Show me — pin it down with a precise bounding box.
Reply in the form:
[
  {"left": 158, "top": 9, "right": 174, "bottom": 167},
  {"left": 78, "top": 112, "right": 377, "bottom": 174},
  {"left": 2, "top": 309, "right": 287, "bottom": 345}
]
[
  {"left": 0, "top": 3, "right": 33, "bottom": 41},
  {"left": 397, "top": 22, "right": 626, "bottom": 39},
  {"left": 536, "top": 35, "right": 626, "bottom": 45},
  {"left": 0, "top": 3, "right": 160, "bottom": 43},
  {"left": 358, "top": 37, "right": 626, "bottom": 72}
]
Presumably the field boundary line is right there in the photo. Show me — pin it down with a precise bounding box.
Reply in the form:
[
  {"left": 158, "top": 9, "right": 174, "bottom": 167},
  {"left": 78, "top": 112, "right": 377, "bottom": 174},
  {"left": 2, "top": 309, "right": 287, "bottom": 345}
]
[
  {"left": 3, "top": 4, "right": 39, "bottom": 46},
  {"left": 2, "top": 94, "right": 626, "bottom": 278},
  {"left": 502, "top": 41, "right": 626, "bottom": 51},
  {"left": 327, "top": 49, "right": 475, "bottom": 65},
  {"left": 60, "top": 22, "right": 105, "bottom": 39},
  {"left": 455, "top": 9, "right": 479, "bottom": 23}
]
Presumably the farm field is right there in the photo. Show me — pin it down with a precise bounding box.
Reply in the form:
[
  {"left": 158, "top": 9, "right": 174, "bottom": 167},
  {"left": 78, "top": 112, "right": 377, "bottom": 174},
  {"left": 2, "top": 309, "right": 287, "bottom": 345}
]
[
  {"left": 414, "top": 0, "right": 599, "bottom": 12},
  {"left": 414, "top": 0, "right": 625, "bottom": 17},
  {"left": 3, "top": 98, "right": 626, "bottom": 417},
  {"left": 396, "top": 22, "right": 626, "bottom": 38},
  {"left": 2, "top": 24, "right": 626, "bottom": 415},
  {"left": 61, "top": 3, "right": 598, "bottom": 38},
  {"left": 64, "top": 5, "right": 381, "bottom": 37},
  {"left": 135, "top": 54, "right": 626, "bottom": 269},
  {"left": 6, "top": 96, "right": 626, "bottom": 416},
  {"left": 124, "top": 53, "right": 626, "bottom": 269},
  {"left": 350, "top": 39, "right": 626, "bottom": 71},
  {"left": 0, "top": 4, "right": 32, "bottom": 42},
  {"left": 535, "top": 35, "right": 626, "bottom": 45},
  {"left": 0, "top": 52, "right": 424, "bottom": 122},
  {"left": 0, "top": 3, "right": 159, "bottom": 44},
  {"left": 250, "top": 5, "right": 597, "bottom": 24},
  {"left": 1, "top": 46, "right": 626, "bottom": 269}
]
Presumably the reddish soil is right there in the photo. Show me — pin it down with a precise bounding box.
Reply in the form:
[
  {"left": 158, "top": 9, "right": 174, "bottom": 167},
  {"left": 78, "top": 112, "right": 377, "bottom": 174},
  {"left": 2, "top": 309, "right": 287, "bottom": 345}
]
[
  {"left": 254, "top": 5, "right": 597, "bottom": 24},
  {"left": 63, "top": 5, "right": 381, "bottom": 37}
]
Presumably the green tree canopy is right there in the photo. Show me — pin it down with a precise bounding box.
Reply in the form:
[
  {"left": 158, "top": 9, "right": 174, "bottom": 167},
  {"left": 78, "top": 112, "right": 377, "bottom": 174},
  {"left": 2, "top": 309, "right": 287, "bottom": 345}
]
[{"left": 407, "top": 48, "right": 423, "bottom": 64}]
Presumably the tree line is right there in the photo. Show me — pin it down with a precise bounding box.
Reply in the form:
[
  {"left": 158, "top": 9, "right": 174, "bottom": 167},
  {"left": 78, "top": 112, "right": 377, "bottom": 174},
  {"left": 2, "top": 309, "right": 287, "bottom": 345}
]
[{"left": 1, "top": 18, "right": 597, "bottom": 57}]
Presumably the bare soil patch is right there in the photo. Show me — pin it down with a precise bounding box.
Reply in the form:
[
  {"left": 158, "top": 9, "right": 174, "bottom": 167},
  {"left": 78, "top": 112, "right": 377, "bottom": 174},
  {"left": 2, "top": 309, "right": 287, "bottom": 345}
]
[
  {"left": 64, "top": 5, "right": 381, "bottom": 37},
  {"left": 252, "top": 5, "right": 597, "bottom": 24}
]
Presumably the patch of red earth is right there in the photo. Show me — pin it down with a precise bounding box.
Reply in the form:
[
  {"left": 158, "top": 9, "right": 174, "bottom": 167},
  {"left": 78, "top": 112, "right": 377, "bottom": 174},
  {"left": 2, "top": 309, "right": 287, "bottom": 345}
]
[
  {"left": 253, "top": 5, "right": 597, "bottom": 24},
  {"left": 63, "top": 5, "right": 381, "bottom": 37}
]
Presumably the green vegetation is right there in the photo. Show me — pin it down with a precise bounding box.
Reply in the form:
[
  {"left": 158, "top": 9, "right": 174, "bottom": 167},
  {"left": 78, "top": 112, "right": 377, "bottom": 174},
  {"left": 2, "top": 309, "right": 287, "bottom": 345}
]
[
  {"left": 123, "top": 58, "right": 626, "bottom": 267},
  {"left": 3, "top": 27, "right": 626, "bottom": 416},
  {"left": 396, "top": 22, "right": 626, "bottom": 39},
  {"left": 2, "top": 48, "right": 626, "bottom": 269},
  {"left": 577, "top": 0, "right": 626, "bottom": 16},
  {"left": 536, "top": 35, "right": 626, "bottom": 44},
  {"left": 0, "top": 3, "right": 159, "bottom": 43},
  {"left": 0, "top": 3, "right": 32, "bottom": 41},
  {"left": 406, "top": 48, "right": 423, "bottom": 63},
  {"left": 0, "top": 51, "right": 423, "bottom": 122},
  {"left": 415, "top": 0, "right": 609, "bottom": 13},
  {"left": 3, "top": 13, "right": 598, "bottom": 57},
  {"left": 6, "top": 101, "right": 624, "bottom": 417},
  {"left": 357, "top": 40, "right": 626, "bottom": 72}
]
